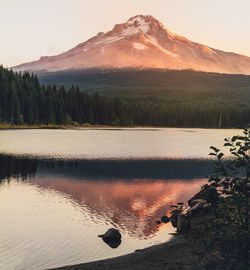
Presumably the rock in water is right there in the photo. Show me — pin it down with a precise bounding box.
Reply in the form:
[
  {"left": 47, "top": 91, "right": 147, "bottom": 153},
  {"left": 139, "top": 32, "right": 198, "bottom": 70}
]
[
  {"left": 161, "top": 215, "right": 170, "bottom": 224},
  {"left": 99, "top": 228, "right": 121, "bottom": 241},
  {"left": 102, "top": 237, "right": 121, "bottom": 248},
  {"left": 98, "top": 228, "right": 122, "bottom": 248},
  {"left": 170, "top": 209, "right": 180, "bottom": 228}
]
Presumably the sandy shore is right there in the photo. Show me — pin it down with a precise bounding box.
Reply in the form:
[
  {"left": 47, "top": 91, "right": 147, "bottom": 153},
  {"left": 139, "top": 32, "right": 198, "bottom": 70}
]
[
  {"left": 50, "top": 238, "right": 196, "bottom": 270},
  {"left": 50, "top": 216, "right": 210, "bottom": 270}
]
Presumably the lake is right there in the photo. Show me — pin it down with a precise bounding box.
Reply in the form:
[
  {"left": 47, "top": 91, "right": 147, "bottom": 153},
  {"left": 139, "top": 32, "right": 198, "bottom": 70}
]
[
  {"left": 0, "top": 128, "right": 240, "bottom": 270},
  {"left": 0, "top": 128, "right": 239, "bottom": 159}
]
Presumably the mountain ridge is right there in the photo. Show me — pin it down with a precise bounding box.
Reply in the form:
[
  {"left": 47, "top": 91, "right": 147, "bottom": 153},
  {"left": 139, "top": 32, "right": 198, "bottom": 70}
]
[{"left": 13, "top": 15, "right": 250, "bottom": 75}]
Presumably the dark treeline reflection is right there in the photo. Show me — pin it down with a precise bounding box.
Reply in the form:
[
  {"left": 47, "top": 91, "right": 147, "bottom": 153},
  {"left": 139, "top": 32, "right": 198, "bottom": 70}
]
[
  {"left": 0, "top": 154, "right": 215, "bottom": 182},
  {"left": 0, "top": 155, "right": 38, "bottom": 181}
]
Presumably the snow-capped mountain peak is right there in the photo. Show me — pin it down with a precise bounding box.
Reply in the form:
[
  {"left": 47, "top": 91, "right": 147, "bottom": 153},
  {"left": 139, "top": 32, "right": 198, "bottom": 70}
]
[
  {"left": 123, "top": 15, "right": 154, "bottom": 36},
  {"left": 13, "top": 15, "right": 250, "bottom": 74}
]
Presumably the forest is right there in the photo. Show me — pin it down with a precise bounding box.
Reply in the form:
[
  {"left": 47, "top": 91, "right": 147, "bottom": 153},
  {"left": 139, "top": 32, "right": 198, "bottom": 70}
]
[{"left": 1, "top": 66, "right": 250, "bottom": 127}]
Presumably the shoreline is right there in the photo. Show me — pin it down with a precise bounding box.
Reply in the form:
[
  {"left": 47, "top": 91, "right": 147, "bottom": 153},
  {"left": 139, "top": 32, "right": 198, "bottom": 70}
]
[
  {"left": 49, "top": 235, "right": 188, "bottom": 270},
  {"left": 49, "top": 183, "right": 220, "bottom": 270},
  {"left": 0, "top": 124, "right": 241, "bottom": 130},
  {"left": 50, "top": 215, "right": 208, "bottom": 270}
]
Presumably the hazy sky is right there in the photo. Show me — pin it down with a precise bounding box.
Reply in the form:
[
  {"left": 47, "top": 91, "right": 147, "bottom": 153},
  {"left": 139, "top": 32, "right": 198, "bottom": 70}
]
[{"left": 1, "top": 0, "right": 250, "bottom": 67}]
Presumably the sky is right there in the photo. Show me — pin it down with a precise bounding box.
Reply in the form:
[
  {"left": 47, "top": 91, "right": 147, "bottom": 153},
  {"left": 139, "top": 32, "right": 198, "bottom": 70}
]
[{"left": 1, "top": 0, "right": 250, "bottom": 67}]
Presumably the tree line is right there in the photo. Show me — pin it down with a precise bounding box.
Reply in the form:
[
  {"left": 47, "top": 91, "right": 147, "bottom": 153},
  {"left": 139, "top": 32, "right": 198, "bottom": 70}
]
[
  {"left": 0, "top": 66, "right": 250, "bottom": 127},
  {"left": 0, "top": 67, "right": 130, "bottom": 125}
]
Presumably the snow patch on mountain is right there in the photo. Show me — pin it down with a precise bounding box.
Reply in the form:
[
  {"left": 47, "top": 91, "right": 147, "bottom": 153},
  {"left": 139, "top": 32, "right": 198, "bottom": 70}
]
[
  {"left": 122, "top": 16, "right": 150, "bottom": 36},
  {"left": 122, "top": 24, "right": 149, "bottom": 36},
  {"left": 95, "top": 36, "right": 125, "bottom": 46},
  {"left": 202, "top": 46, "right": 218, "bottom": 55},
  {"left": 146, "top": 35, "right": 179, "bottom": 58},
  {"left": 133, "top": 42, "right": 148, "bottom": 50}
]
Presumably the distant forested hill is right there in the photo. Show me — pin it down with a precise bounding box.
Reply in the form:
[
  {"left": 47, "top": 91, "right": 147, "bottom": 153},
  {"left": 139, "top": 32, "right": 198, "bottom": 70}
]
[
  {"left": 38, "top": 69, "right": 250, "bottom": 98},
  {"left": 39, "top": 69, "right": 250, "bottom": 127},
  {"left": 1, "top": 67, "right": 250, "bottom": 127}
]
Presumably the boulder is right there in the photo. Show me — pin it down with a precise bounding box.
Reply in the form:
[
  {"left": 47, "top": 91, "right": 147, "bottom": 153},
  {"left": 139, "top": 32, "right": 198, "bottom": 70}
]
[
  {"left": 188, "top": 185, "right": 218, "bottom": 207},
  {"left": 177, "top": 214, "right": 191, "bottom": 232},
  {"left": 98, "top": 228, "right": 121, "bottom": 241},
  {"left": 102, "top": 237, "right": 121, "bottom": 248},
  {"left": 170, "top": 209, "right": 181, "bottom": 228},
  {"left": 98, "top": 228, "right": 122, "bottom": 249},
  {"left": 187, "top": 200, "right": 207, "bottom": 216},
  {"left": 161, "top": 215, "right": 170, "bottom": 224}
]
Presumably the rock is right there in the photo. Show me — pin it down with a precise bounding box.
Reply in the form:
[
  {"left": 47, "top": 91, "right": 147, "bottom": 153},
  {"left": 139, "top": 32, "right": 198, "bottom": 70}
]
[
  {"left": 177, "top": 214, "right": 191, "bottom": 232},
  {"left": 102, "top": 237, "right": 121, "bottom": 248},
  {"left": 98, "top": 228, "right": 122, "bottom": 249},
  {"left": 98, "top": 228, "right": 121, "bottom": 241},
  {"left": 160, "top": 215, "right": 170, "bottom": 224},
  {"left": 187, "top": 200, "right": 207, "bottom": 216},
  {"left": 188, "top": 185, "right": 218, "bottom": 207},
  {"left": 170, "top": 209, "right": 181, "bottom": 228},
  {"left": 192, "top": 198, "right": 207, "bottom": 204}
]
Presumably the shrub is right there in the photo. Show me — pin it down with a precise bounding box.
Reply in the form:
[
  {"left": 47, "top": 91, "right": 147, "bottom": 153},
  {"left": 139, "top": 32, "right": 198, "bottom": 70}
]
[{"left": 207, "top": 129, "right": 249, "bottom": 270}]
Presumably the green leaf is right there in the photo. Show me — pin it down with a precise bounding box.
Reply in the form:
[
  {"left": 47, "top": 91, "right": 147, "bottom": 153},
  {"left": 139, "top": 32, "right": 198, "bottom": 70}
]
[
  {"left": 224, "top": 143, "right": 232, "bottom": 147},
  {"left": 231, "top": 136, "right": 238, "bottom": 142},
  {"left": 237, "top": 150, "right": 246, "bottom": 156},
  {"left": 242, "top": 146, "right": 250, "bottom": 151},
  {"left": 237, "top": 136, "right": 246, "bottom": 141},
  {"left": 210, "top": 146, "right": 220, "bottom": 153},
  {"left": 218, "top": 153, "right": 224, "bottom": 160},
  {"left": 231, "top": 152, "right": 240, "bottom": 157}
]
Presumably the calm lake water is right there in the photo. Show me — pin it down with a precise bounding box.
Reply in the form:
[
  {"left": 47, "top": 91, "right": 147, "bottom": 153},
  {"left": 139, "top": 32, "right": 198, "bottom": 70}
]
[
  {"left": 0, "top": 128, "right": 240, "bottom": 159},
  {"left": 0, "top": 128, "right": 241, "bottom": 270}
]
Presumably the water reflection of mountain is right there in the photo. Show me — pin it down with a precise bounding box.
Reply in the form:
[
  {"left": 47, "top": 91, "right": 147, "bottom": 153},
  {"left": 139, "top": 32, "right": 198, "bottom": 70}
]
[
  {"left": 0, "top": 154, "right": 207, "bottom": 238},
  {"left": 0, "top": 154, "right": 214, "bottom": 181},
  {"left": 34, "top": 176, "right": 206, "bottom": 237}
]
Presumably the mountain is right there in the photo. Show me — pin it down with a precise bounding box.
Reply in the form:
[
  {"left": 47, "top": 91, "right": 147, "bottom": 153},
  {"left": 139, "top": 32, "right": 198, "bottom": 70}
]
[{"left": 13, "top": 15, "right": 250, "bottom": 74}]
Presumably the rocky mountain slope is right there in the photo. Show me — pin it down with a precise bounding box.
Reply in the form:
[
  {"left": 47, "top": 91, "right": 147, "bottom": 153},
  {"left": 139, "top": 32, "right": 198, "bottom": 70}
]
[{"left": 13, "top": 15, "right": 250, "bottom": 74}]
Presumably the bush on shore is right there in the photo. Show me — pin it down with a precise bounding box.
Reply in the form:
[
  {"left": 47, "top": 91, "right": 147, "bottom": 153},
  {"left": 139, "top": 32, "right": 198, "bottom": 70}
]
[{"left": 202, "top": 129, "right": 250, "bottom": 270}]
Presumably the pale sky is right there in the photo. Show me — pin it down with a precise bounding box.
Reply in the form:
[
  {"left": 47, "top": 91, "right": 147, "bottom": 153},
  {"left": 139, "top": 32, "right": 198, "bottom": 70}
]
[{"left": 1, "top": 0, "right": 250, "bottom": 67}]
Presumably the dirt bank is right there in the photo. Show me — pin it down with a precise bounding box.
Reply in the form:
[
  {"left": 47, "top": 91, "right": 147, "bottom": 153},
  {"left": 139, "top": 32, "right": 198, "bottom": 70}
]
[{"left": 50, "top": 215, "right": 214, "bottom": 270}]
